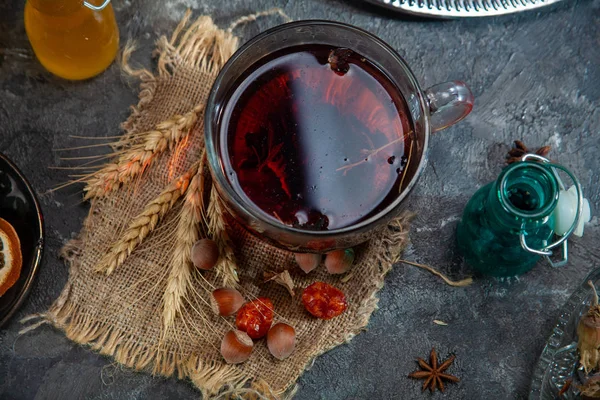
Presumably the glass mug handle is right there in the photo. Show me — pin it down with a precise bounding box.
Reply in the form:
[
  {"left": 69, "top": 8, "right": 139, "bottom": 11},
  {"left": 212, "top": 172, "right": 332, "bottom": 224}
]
[{"left": 425, "top": 81, "right": 474, "bottom": 133}]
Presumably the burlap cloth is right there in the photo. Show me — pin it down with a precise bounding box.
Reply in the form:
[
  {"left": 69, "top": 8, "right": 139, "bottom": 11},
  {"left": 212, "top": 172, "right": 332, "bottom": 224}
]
[{"left": 35, "top": 12, "right": 411, "bottom": 399}]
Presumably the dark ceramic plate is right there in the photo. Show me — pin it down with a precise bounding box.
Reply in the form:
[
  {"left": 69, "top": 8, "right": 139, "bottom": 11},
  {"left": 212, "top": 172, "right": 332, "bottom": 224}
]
[{"left": 0, "top": 153, "right": 44, "bottom": 328}]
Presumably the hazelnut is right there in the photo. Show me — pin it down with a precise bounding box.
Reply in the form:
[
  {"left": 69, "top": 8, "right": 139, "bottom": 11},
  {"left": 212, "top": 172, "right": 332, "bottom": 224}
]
[
  {"left": 221, "top": 330, "right": 253, "bottom": 364},
  {"left": 324, "top": 248, "right": 355, "bottom": 274},
  {"left": 210, "top": 288, "right": 245, "bottom": 316},
  {"left": 294, "top": 253, "right": 320, "bottom": 274},
  {"left": 267, "top": 323, "right": 296, "bottom": 360},
  {"left": 192, "top": 239, "right": 219, "bottom": 270}
]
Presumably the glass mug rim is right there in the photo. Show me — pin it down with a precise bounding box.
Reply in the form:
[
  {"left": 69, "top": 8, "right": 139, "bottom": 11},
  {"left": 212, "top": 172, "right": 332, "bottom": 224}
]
[{"left": 205, "top": 20, "right": 431, "bottom": 242}]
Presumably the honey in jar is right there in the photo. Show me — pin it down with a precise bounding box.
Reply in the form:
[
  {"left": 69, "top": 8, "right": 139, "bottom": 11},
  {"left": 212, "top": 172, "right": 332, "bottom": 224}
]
[{"left": 24, "top": 0, "right": 119, "bottom": 80}]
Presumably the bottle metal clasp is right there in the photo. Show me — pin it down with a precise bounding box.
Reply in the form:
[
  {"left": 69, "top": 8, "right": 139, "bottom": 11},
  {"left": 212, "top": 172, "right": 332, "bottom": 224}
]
[
  {"left": 83, "top": 0, "right": 111, "bottom": 11},
  {"left": 516, "top": 154, "right": 584, "bottom": 268}
]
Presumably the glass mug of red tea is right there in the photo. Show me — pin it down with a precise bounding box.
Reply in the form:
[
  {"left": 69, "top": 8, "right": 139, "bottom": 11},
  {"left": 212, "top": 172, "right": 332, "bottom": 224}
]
[{"left": 205, "top": 21, "right": 473, "bottom": 252}]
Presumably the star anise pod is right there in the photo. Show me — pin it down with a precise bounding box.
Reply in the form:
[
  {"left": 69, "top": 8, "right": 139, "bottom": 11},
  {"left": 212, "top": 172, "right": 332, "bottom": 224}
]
[
  {"left": 408, "top": 348, "right": 460, "bottom": 393},
  {"left": 506, "top": 140, "right": 551, "bottom": 164},
  {"left": 328, "top": 48, "right": 353, "bottom": 74}
]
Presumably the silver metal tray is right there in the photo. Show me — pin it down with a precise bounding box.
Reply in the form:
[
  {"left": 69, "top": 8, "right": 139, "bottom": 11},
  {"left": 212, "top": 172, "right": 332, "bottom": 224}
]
[{"left": 364, "top": 0, "right": 565, "bottom": 18}]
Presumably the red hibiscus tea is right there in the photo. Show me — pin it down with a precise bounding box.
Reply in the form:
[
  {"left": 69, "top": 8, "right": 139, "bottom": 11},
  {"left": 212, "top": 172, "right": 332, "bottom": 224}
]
[{"left": 219, "top": 44, "right": 414, "bottom": 231}]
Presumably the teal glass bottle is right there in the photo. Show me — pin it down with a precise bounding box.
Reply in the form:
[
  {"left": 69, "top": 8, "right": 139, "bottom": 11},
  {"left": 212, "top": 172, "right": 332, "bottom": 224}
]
[{"left": 456, "top": 161, "right": 560, "bottom": 277}]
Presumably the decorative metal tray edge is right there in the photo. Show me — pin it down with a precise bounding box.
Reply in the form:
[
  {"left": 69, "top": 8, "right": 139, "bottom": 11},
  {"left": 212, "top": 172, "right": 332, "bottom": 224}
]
[
  {"left": 364, "top": 0, "right": 566, "bottom": 18},
  {"left": 529, "top": 268, "right": 600, "bottom": 399}
]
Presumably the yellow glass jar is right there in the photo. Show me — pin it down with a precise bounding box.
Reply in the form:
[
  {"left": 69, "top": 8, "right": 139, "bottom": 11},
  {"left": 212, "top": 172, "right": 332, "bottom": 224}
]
[{"left": 24, "top": 0, "right": 119, "bottom": 80}]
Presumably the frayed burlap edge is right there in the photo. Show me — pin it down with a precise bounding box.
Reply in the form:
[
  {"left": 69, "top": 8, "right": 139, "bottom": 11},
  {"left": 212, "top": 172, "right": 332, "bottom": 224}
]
[
  {"left": 39, "top": 214, "right": 411, "bottom": 399},
  {"left": 23, "top": 11, "right": 413, "bottom": 399},
  {"left": 119, "top": 11, "right": 239, "bottom": 141}
]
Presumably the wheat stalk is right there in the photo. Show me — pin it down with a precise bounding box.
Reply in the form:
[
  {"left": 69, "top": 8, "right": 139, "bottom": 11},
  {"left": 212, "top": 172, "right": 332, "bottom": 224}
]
[
  {"left": 96, "top": 162, "right": 200, "bottom": 275},
  {"left": 207, "top": 186, "right": 239, "bottom": 287},
  {"left": 83, "top": 104, "right": 204, "bottom": 200},
  {"left": 162, "top": 152, "right": 206, "bottom": 334}
]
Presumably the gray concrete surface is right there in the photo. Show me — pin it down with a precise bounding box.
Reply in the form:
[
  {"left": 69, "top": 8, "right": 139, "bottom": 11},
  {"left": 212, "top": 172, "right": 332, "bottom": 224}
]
[{"left": 1, "top": 0, "right": 599, "bottom": 398}]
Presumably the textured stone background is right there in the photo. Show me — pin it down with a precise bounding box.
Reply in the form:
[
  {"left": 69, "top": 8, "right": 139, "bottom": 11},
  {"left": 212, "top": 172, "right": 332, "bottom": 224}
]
[{"left": 0, "top": 0, "right": 599, "bottom": 399}]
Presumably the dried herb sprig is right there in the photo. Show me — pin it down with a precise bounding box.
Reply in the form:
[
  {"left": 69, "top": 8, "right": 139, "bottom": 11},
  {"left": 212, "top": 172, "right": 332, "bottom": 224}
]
[
  {"left": 578, "top": 280, "right": 600, "bottom": 374},
  {"left": 397, "top": 259, "right": 473, "bottom": 287},
  {"left": 578, "top": 376, "right": 600, "bottom": 398}
]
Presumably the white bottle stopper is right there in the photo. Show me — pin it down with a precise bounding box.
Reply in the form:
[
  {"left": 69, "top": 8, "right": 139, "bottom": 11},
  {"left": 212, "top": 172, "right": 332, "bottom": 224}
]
[{"left": 552, "top": 185, "right": 591, "bottom": 237}]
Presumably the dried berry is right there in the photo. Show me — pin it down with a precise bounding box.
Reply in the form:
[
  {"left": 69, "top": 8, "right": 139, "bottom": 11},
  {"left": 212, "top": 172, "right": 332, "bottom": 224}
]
[
  {"left": 191, "top": 239, "right": 219, "bottom": 270},
  {"left": 221, "top": 329, "right": 253, "bottom": 364},
  {"left": 301, "top": 282, "right": 348, "bottom": 320},
  {"left": 236, "top": 297, "right": 274, "bottom": 339},
  {"left": 305, "top": 239, "right": 336, "bottom": 253}
]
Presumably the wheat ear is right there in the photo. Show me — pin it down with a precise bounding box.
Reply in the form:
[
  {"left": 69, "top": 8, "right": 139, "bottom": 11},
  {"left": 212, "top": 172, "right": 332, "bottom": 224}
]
[
  {"left": 162, "top": 152, "right": 207, "bottom": 333},
  {"left": 96, "top": 162, "right": 200, "bottom": 275},
  {"left": 83, "top": 104, "right": 204, "bottom": 200},
  {"left": 207, "top": 186, "right": 239, "bottom": 287}
]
